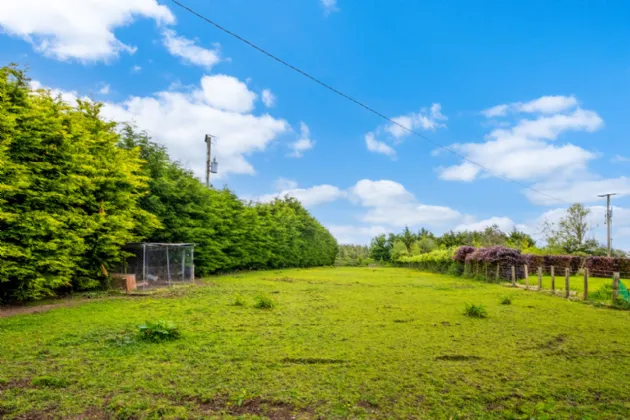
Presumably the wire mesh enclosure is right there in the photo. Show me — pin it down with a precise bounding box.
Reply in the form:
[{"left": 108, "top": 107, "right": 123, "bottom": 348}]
[{"left": 119, "top": 243, "right": 195, "bottom": 290}]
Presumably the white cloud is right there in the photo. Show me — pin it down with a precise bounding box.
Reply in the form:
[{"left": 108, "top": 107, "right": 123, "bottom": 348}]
[
  {"left": 482, "top": 95, "right": 578, "bottom": 117},
  {"left": 385, "top": 103, "right": 447, "bottom": 140},
  {"left": 131, "top": 65, "right": 142, "bottom": 73},
  {"left": 274, "top": 178, "right": 298, "bottom": 191},
  {"left": 454, "top": 216, "right": 523, "bottom": 233},
  {"left": 612, "top": 155, "right": 630, "bottom": 163},
  {"left": 196, "top": 74, "right": 258, "bottom": 113},
  {"left": 97, "top": 75, "right": 289, "bottom": 178},
  {"left": 0, "top": 0, "right": 174, "bottom": 62},
  {"left": 162, "top": 28, "right": 221, "bottom": 70},
  {"left": 321, "top": 0, "right": 339, "bottom": 14},
  {"left": 438, "top": 103, "right": 603, "bottom": 183},
  {"left": 365, "top": 132, "right": 396, "bottom": 157},
  {"left": 258, "top": 184, "right": 346, "bottom": 207},
  {"left": 99, "top": 84, "right": 110, "bottom": 95},
  {"left": 350, "top": 179, "right": 461, "bottom": 228},
  {"left": 525, "top": 176, "right": 630, "bottom": 206},
  {"left": 327, "top": 225, "right": 388, "bottom": 245},
  {"left": 288, "top": 122, "right": 314, "bottom": 158},
  {"left": 261, "top": 89, "right": 276, "bottom": 108}
]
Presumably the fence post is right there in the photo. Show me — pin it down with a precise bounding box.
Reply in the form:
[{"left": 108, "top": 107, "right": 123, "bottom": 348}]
[
  {"left": 583, "top": 268, "right": 589, "bottom": 301},
  {"left": 565, "top": 268, "right": 570, "bottom": 298},
  {"left": 485, "top": 263, "right": 488, "bottom": 281},
  {"left": 524, "top": 265, "right": 529, "bottom": 289},
  {"left": 495, "top": 264, "right": 500, "bottom": 282},
  {"left": 551, "top": 266, "right": 555, "bottom": 294},
  {"left": 537, "top": 266, "right": 543, "bottom": 291},
  {"left": 613, "top": 272, "right": 620, "bottom": 302},
  {"left": 511, "top": 265, "right": 516, "bottom": 286}
]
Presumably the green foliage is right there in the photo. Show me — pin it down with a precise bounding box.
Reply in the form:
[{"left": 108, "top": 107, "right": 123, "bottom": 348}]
[
  {"left": 335, "top": 245, "right": 371, "bottom": 266},
  {"left": 0, "top": 66, "right": 158, "bottom": 301},
  {"left": 390, "top": 239, "right": 409, "bottom": 261},
  {"left": 500, "top": 295, "right": 513, "bottom": 305},
  {"left": 137, "top": 320, "right": 181, "bottom": 342},
  {"left": 254, "top": 295, "right": 275, "bottom": 309},
  {"left": 463, "top": 303, "right": 488, "bottom": 318},
  {"left": 369, "top": 234, "right": 391, "bottom": 262},
  {"left": 0, "top": 66, "right": 337, "bottom": 301}
]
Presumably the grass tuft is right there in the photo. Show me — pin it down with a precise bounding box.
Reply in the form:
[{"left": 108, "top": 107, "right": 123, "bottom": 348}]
[
  {"left": 137, "top": 320, "right": 180, "bottom": 342},
  {"left": 232, "top": 293, "right": 247, "bottom": 306},
  {"left": 500, "top": 295, "right": 513, "bottom": 305},
  {"left": 463, "top": 303, "right": 488, "bottom": 318},
  {"left": 254, "top": 295, "right": 275, "bottom": 309},
  {"left": 32, "top": 376, "right": 69, "bottom": 388}
]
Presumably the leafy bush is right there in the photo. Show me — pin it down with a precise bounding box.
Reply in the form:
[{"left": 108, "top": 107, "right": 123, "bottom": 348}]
[
  {"left": 500, "top": 295, "right": 513, "bottom": 305},
  {"left": 254, "top": 295, "right": 275, "bottom": 309},
  {"left": 463, "top": 303, "right": 488, "bottom": 318},
  {"left": 138, "top": 320, "right": 181, "bottom": 342},
  {"left": 453, "top": 246, "right": 475, "bottom": 262}
]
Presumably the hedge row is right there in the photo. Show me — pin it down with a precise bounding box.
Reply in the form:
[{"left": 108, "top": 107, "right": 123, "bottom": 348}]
[{"left": 455, "top": 246, "right": 630, "bottom": 278}]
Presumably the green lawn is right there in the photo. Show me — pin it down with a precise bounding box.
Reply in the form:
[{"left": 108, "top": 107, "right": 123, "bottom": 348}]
[
  {"left": 518, "top": 273, "right": 613, "bottom": 296},
  {"left": 2, "top": 267, "right": 630, "bottom": 419}
]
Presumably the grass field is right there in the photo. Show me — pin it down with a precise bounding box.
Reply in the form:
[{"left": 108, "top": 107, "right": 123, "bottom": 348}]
[
  {"left": 2, "top": 267, "right": 630, "bottom": 419},
  {"left": 518, "top": 273, "right": 613, "bottom": 295}
]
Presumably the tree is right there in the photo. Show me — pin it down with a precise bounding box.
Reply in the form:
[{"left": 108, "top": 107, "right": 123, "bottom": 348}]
[
  {"left": 400, "top": 226, "right": 415, "bottom": 252},
  {"left": 506, "top": 228, "right": 536, "bottom": 249},
  {"left": 418, "top": 236, "right": 437, "bottom": 253},
  {"left": 369, "top": 234, "right": 391, "bottom": 261},
  {"left": 543, "top": 204, "right": 591, "bottom": 254},
  {"left": 390, "top": 239, "right": 409, "bottom": 261}
]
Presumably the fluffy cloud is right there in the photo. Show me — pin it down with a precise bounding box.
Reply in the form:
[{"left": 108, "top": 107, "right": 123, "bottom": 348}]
[
  {"left": 365, "top": 133, "right": 396, "bottom": 157},
  {"left": 365, "top": 104, "right": 446, "bottom": 156},
  {"left": 274, "top": 178, "right": 298, "bottom": 191},
  {"left": 326, "top": 225, "right": 388, "bottom": 245},
  {"left": 454, "top": 216, "right": 523, "bottom": 233},
  {"left": 438, "top": 97, "right": 603, "bottom": 184},
  {"left": 257, "top": 184, "right": 346, "bottom": 207},
  {"left": 482, "top": 95, "right": 579, "bottom": 117},
  {"left": 131, "top": 65, "right": 142, "bottom": 73},
  {"left": 288, "top": 122, "right": 314, "bottom": 158},
  {"left": 525, "top": 176, "right": 630, "bottom": 206},
  {"left": 321, "top": 0, "right": 339, "bottom": 14},
  {"left": 0, "top": 0, "right": 174, "bottom": 62},
  {"left": 98, "top": 74, "right": 288, "bottom": 178},
  {"left": 385, "top": 104, "right": 447, "bottom": 140},
  {"left": 98, "top": 84, "right": 111, "bottom": 95},
  {"left": 350, "top": 179, "right": 461, "bottom": 228},
  {"left": 162, "top": 29, "right": 222, "bottom": 70},
  {"left": 612, "top": 155, "right": 630, "bottom": 163},
  {"left": 261, "top": 89, "right": 276, "bottom": 108}
]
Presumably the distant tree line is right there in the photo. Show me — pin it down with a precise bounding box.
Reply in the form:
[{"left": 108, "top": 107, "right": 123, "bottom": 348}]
[
  {"left": 347, "top": 203, "right": 626, "bottom": 266},
  {"left": 0, "top": 66, "right": 337, "bottom": 302}
]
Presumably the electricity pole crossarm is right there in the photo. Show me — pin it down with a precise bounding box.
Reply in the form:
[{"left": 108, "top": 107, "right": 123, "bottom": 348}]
[{"left": 598, "top": 193, "right": 617, "bottom": 257}]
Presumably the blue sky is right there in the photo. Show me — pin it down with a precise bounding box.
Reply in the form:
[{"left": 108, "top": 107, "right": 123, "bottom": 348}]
[{"left": 1, "top": 0, "right": 630, "bottom": 246}]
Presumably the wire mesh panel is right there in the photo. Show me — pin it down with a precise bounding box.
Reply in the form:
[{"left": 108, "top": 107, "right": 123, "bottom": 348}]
[{"left": 119, "top": 243, "right": 195, "bottom": 290}]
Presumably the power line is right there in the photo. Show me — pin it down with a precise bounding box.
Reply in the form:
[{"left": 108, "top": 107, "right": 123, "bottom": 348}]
[{"left": 170, "top": 0, "right": 571, "bottom": 206}]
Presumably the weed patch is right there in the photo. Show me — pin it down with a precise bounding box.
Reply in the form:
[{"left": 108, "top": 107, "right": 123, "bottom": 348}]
[
  {"left": 32, "top": 376, "right": 69, "bottom": 388},
  {"left": 232, "top": 293, "right": 247, "bottom": 306},
  {"left": 500, "top": 295, "right": 513, "bottom": 305},
  {"left": 463, "top": 303, "right": 488, "bottom": 318},
  {"left": 254, "top": 295, "right": 275, "bottom": 309},
  {"left": 138, "top": 320, "right": 181, "bottom": 342}
]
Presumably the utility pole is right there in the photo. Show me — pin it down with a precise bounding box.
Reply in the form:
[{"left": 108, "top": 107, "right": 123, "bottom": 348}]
[
  {"left": 204, "top": 134, "right": 218, "bottom": 187},
  {"left": 598, "top": 193, "right": 617, "bottom": 257}
]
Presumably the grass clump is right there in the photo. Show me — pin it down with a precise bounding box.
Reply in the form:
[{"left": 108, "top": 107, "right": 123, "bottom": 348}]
[
  {"left": 32, "top": 376, "right": 69, "bottom": 388},
  {"left": 254, "top": 295, "right": 275, "bottom": 309},
  {"left": 463, "top": 303, "right": 488, "bottom": 318},
  {"left": 232, "top": 293, "right": 247, "bottom": 306},
  {"left": 137, "top": 320, "right": 181, "bottom": 342},
  {"left": 500, "top": 295, "right": 513, "bottom": 305}
]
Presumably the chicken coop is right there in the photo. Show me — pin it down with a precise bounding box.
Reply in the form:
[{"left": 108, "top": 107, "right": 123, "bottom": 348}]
[{"left": 118, "top": 243, "right": 195, "bottom": 290}]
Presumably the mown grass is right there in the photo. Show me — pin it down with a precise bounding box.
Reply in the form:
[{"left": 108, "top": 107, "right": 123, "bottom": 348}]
[
  {"left": 1, "top": 267, "right": 630, "bottom": 418},
  {"left": 518, "top": 273, "right": 614, "bottom": 297}
]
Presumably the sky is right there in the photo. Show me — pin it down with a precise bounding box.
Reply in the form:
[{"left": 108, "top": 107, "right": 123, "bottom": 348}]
[{"left": 1, "top": 0, "right": 630, "bottom": 247}]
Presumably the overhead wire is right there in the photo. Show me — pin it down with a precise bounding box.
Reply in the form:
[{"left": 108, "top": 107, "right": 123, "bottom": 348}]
[{"left": 170, "top": 0, "right": 572, "bottom": 206}]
